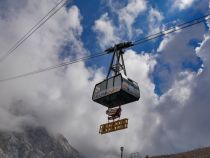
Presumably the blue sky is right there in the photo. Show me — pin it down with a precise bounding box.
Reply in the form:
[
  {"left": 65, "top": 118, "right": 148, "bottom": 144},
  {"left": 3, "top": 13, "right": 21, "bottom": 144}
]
[
  {"left": 68, "top": 0, "right": 209, "bottom": 95},
  {"left": 0, "top": 0, "right": 210, "bottom": 158}
]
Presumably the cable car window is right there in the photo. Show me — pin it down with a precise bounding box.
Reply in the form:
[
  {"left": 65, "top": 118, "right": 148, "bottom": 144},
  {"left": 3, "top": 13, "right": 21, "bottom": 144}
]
[
  {"left": 107, "top": 77, "right": 114, "bottom": 90},
  {"left": 95, "top": 85, "right": 100, "bottom": 93},
  {"left": 100, "top": 80, "right": 107, "bottom": 91},
  {"left": 114, "top": 75, "right": 121, "bottom": 87},
  {"left": 122, "top": 77, "right": 127, "bottom": 83},
  {"left": 122, "top": 77, "right": 128, "bottom": 83},
  {"left": 133, "top": 81, "right": 137, "bottom": 86}
]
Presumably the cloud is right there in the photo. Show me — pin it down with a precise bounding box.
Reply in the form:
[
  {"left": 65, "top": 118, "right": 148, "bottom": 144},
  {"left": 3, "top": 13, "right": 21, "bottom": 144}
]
[
  {"left": 71, "top": 5, "right": 210, "bottom": 158},
  {"left": 0, "top": 0, "right": 210, "bottom": 158},
  {"left": 155, "top": 22, "right": 205, "bottom": 94},
  {"left": 148, "top": 8, "right": 164, "bottom": 34},
  {"left": 81, "top": 50, "right": 159, "bottom": 158},
  {"left": 0, "top": 0, "right": 105, "bottom": 153},
  {"left": 0, "top": 1, "right": 155, "bottom": 157},
  {"left": 172, "top": 0, "right": 197, "bottom": 10},
  {"left": 92, "top": 13, "right": 120, "bottom": 49},
  {"left": 149, "top": 31, "right": 210, "bottom": 155},
  {"left": 94, "top": 0, "right": 147, "bottom": 49},
  {"left": 0, "top": 0, "right": 28, "bottom": 19},
  {"left": 142, "top": 21, "right": 210, "bottom": 156},
  {"left": 118, "top": 0, "right": 147, "bottom": 38}
]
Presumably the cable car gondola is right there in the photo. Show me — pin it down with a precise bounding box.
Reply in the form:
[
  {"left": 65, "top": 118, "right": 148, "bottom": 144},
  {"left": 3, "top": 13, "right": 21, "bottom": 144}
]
[
  {"left": 92, "top": 73, "right": 140, "bottom": 108},
  {"left": 92, "top": 42, "right": 140, "bottom": 134}
]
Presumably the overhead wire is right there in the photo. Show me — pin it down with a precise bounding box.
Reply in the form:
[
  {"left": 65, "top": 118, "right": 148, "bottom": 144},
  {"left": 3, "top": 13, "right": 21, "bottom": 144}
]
[
  {"left": 133, "top": 13, "right": 210, "bottom": 45},
  {"left": 0, "top": 0, "right": 69, "bottom": 63},
  {"left": 0, "top": 14, "right": 209, "bottom": 82},
  {"left": 0, "top": 52, "right": 107, "bottom": 82}
]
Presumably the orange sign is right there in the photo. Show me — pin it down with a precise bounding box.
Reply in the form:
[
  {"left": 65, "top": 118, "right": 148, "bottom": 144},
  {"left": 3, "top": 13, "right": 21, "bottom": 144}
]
[{"left": 99, "top": 118, "right": 128, "bottom": 134}]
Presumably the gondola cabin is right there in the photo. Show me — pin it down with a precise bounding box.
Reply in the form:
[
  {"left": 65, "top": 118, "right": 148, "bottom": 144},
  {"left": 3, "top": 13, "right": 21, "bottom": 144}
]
[
  {"left": 92, "top": 74, "right": 140, "bottom": 108},
  {"left": 93, "top": 42, "right": 140, "bottom": 134}
]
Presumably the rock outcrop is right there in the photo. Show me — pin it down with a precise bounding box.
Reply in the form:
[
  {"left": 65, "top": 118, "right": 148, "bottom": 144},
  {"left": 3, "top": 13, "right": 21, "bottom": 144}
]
[{"left": 0, "top": 126, "right": 80, "bottom": 158}]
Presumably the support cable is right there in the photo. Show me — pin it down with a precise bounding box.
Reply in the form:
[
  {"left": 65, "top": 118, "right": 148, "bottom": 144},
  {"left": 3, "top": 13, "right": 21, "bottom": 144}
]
[
  {"left": 0, "top": 14, "right": 209, "bottom": 82},
  {"left": 0, "top": 0, "right": 69, "bottom": 63}
]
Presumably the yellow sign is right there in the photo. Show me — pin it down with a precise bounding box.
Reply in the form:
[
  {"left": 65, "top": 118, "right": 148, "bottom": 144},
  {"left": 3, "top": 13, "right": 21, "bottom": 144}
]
[{"left": 99, "top": 118, "right": 128, "bottom": 134}]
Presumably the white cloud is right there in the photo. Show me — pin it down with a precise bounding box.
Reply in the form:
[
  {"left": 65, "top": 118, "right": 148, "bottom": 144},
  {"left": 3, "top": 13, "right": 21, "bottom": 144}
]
[
  {"left": 148, "top": 8, "right": 164, "bottom": 34},
  {"left": 67, "top": 6, "right": 82, "bottom": 34},
  {"left": 0, "top": 1, "right": 157, "bottom": 157},
  {"left": 0, "top": 0, "right": 104, "bottom": 156},
  {"left": 91, "top": 7, "right": 210, "bottom": 158},
  {"left": 1, "top": 0, "right": 210, "bottom": 158},
  {"left": 173, "top": 0, "right": 197, "bottom": 10},
  {"left": 138, "top": 19, "right": 210, "bottom": 156},
  {"left": 161, "top": 71, "right": 194, "bottom": 106},
  {"left": 118, "top": 0, "right": 147, "bottom": 38},
  {"left": 93, "top": 13, "right": 119, "bottom": 49},
  {"left": 149, "top": 30, "right": 210, "bottom": 155},
  {"left": 156, "top": 23, "right": 205, "bottom": 93},
  {"left": 94, "top": 0, "right": 147, "bottom": 49},
  {"left": 196, "top": 34, "right": 210, "bottom": 66}
]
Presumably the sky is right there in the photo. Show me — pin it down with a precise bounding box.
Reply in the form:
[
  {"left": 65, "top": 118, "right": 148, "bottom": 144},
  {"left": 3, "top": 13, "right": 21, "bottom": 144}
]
[{"left": 0, "top": 0, "right": 210, "bottom": 158}]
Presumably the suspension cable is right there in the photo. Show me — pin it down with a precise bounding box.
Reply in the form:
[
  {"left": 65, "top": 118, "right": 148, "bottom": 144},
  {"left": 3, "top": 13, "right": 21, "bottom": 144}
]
[
  {"left": 0, "top": 0, "right": 69, "bottom": 63},
  {"left": 0, "top": 14, "right": 209, "bottom": 82}
]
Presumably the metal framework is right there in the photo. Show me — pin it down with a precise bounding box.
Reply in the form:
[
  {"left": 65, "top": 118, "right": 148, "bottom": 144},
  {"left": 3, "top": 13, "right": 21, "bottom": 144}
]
[
  {"left": 104, "top": 42, "right": 134, "bottom": 121},
  {"left": 105, "top": 42, "right": 134, "bottom": 78}
]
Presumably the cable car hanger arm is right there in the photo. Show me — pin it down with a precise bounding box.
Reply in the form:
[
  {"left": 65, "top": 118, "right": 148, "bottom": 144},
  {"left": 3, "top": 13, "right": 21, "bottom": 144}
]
[
  {"left": 105, "top": 42, "right": 132, "bottom": 78},
  {"left": 105, "top": 41, "right": 134, "bottom": 54}
]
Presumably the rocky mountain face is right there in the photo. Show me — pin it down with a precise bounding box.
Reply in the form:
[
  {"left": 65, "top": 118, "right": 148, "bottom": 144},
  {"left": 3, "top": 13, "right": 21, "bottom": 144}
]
[{"left": 0, "top": 126, "right": 81, "bottom": 158}]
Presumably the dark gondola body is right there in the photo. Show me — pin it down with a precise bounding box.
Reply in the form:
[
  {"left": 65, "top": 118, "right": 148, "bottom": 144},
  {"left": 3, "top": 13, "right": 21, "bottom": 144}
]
[{"left": 92, "top": 74, "right": 140, "bottom": 108}]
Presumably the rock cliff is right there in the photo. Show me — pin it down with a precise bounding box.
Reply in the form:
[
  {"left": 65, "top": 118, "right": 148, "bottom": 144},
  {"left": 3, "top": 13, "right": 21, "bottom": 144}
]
[{"left": 0, "top": 126, "right": 80, "bottom": 158}]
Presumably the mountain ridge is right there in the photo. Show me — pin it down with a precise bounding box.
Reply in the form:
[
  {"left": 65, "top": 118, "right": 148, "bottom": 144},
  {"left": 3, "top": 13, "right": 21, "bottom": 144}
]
[{"left": 0, "top": 126, "right": 81, "bottom": 158}]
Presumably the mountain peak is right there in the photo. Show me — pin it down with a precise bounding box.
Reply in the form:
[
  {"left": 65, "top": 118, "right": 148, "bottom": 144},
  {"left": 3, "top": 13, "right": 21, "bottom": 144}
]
[{"left": 0, "top": 126, "right": 80, "bottom": 158}]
